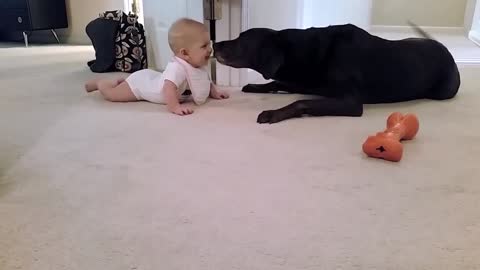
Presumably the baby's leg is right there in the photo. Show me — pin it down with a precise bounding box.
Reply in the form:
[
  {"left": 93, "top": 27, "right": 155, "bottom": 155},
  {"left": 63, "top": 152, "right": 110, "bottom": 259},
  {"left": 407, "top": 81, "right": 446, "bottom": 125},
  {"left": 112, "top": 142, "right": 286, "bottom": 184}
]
[
  {"left": 85, "top": 74, "right": 130, "bottom": 92},
  {"left": 85, "top": 78, "right": 103, "bottom": 92},
  {"left": 98, "top": 80, "right": 138, "bottom": 102},
  {"left": 116, "top": 73, "right": 130, "bottom": 84}
]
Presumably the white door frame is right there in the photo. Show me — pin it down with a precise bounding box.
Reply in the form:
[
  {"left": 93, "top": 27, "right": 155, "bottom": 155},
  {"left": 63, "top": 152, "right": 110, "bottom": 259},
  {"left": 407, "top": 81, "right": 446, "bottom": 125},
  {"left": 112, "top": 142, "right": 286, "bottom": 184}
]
[
  {"left": 238, "top": 0, "right": 250, "bottom": 87},
  {"left": 232, "top": 0, "right": 270, "bottom": 87},
  {"left": 224, "top": 0, "right": 305, "bottom": 87},
  {"left": 124, "top": 0, "right": 145, "bottom": 24},
  {"left": 212, "top": 0, "right": 247, "bottom": 87}
]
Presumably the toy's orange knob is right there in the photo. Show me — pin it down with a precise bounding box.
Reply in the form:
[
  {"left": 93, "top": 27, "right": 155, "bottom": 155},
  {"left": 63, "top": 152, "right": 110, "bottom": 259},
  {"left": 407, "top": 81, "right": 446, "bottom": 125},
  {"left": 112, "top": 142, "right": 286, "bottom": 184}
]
[{"left": 362, "top": 112, "right": 419, "bottom": 162}]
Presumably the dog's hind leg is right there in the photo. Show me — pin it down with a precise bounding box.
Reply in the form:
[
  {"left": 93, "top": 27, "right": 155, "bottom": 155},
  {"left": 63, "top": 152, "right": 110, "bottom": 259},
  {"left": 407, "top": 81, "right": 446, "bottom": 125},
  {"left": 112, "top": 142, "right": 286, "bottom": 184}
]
[{"left": 427, "top": 66, "right": 461, "bottom": 100}]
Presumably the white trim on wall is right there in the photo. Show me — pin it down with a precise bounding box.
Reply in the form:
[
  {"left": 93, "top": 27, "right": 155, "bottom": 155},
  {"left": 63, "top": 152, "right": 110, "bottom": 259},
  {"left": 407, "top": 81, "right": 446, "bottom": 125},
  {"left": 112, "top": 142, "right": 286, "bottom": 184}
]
[
  {"left": 215, "top": 0, "right": 243, "bottom": 87},
  {"left": 239, "top": 0, "right": 250, "bottom": 87},
  {"left": 301, "top": 0, "right": 313, "bottom": 28},
  {"left": 241, "top": 0, "right": 249, "bottom": 31},
  {"left": 296, "top": 0, "right": 305, "bottom": 29},
  {"left": 214, "top": 0, "right": 231, "bottom": 87},
  {"left": 370, "top": 25, "right": 466, "bottom": 35},
  {"left": 464, "top": 0, "right": 476, "bottom": 32},
  {"left": 469, "top": 30, "right": 480, "bottom": 46},
  {"left": 230, "top": 0, "right": 243, "bottom": 86}
]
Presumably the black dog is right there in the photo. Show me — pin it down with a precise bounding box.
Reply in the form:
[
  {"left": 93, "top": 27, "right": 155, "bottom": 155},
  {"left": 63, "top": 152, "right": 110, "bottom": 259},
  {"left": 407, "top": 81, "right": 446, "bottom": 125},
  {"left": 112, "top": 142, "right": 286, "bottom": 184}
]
[{"left": 213, "top": 23, "right": 460, "bottom": 124}]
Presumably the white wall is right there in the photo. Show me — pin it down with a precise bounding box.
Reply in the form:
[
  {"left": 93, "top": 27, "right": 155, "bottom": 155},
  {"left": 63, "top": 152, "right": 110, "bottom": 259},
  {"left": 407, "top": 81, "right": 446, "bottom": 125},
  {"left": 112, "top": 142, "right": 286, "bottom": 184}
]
[
  {"left": 243, "top": 0, "right": 373, "bottom": 85},
  {"left": 372, "top": 0, "right": 468, "bottom": 27},
  {"left": 242, "top": 0, "right": 302, "bottom": 84},
  {"left": 63, "top": 0, "right": 125, "bottom": 44},
  {"left": 247, "top": 0, "right": 303, "bottom": 29},
  {"left": 248, "top": 0, "right": 372, "bottom": 31},
  {"left": 302, "top": 0, "right": 372, "bottom": 30}
]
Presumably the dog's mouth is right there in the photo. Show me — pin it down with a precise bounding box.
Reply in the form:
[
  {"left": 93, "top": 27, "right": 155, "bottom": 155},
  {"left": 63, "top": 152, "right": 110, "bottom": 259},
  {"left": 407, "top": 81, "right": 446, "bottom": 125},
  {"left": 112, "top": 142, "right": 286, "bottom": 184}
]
[
  {"left": 213, "top": 51, "right": 245, "bottom": 68},
  {"left": 214, "top": 53, "right": 226, "bottom": 64}
]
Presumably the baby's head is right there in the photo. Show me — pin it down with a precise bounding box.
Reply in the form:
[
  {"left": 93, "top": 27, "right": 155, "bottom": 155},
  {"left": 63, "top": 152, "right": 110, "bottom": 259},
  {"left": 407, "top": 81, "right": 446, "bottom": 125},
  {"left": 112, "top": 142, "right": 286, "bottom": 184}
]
[{"left": 168, "top": 18, "right": 212, "bottom": 68}]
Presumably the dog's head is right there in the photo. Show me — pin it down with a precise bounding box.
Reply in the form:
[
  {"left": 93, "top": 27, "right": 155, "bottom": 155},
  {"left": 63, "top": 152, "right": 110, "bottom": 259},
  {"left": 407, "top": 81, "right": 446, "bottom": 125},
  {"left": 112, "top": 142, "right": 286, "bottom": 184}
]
[{"left": 213, "top": 28, "right": 284, "bottom": 80}]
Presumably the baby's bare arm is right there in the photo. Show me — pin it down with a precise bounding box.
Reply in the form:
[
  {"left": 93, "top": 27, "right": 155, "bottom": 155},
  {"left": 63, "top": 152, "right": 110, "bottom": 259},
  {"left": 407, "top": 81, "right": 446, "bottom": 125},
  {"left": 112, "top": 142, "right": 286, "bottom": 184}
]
[{"left": 163, "top": 80, "right": 193, "bottom": 115}]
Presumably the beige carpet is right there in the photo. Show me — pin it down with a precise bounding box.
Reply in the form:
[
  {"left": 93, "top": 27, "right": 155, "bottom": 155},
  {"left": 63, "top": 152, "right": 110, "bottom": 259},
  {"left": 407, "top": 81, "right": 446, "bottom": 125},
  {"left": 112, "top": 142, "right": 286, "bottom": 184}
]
[{"left": 1, "top": 43, "right": 480, "bottom": 270}]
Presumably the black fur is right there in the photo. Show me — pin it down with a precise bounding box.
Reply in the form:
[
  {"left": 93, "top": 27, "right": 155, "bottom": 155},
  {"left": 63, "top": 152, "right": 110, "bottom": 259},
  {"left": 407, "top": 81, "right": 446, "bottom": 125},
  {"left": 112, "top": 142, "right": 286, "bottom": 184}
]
[{"left": 213, "top": 23, "right": 460, "bottom": 124}]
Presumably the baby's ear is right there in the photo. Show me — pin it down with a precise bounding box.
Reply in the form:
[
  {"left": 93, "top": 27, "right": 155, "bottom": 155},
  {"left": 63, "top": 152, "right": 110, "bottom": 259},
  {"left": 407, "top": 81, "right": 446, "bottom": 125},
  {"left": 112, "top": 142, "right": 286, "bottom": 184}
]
[{"left": 180, "top": 48, "right": 189, "bottom": 57}]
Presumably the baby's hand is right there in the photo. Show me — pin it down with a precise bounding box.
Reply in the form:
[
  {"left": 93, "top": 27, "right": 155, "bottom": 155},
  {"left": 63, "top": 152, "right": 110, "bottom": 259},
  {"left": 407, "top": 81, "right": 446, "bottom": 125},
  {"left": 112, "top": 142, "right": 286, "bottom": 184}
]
[
  {"left": 171, "top": 105, "right": 194, "bottom": 116},
  {"left": 210, "top": 90, "right": 230, "bottom": 100}
]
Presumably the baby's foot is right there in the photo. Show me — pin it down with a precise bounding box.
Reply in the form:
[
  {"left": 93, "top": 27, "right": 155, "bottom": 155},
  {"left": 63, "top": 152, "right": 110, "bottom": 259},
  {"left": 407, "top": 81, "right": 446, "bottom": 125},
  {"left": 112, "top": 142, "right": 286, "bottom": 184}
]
[{"left": 85, "top": 79, "right": 100, "bottom": 92}]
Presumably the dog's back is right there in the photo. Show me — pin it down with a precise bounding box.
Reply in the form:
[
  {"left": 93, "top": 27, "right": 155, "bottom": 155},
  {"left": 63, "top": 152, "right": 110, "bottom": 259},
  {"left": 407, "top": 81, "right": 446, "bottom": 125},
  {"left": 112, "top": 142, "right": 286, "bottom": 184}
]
[{"left": 273, "top": 23, "right": 459, "bottom": 103}]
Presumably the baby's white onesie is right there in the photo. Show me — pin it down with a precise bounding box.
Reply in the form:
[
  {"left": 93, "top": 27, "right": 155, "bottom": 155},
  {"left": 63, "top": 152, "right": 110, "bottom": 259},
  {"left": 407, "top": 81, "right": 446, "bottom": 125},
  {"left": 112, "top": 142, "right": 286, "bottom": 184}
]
[{"left": 125, "top": 56, "right": 211, "bottom": 105}]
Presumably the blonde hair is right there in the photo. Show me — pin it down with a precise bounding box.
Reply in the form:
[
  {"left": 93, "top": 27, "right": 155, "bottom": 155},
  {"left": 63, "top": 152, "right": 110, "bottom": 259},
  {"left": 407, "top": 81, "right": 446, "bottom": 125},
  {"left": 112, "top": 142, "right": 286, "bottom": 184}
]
[{"left": 168, "top": 18, "right": 208, "bottom": 54}]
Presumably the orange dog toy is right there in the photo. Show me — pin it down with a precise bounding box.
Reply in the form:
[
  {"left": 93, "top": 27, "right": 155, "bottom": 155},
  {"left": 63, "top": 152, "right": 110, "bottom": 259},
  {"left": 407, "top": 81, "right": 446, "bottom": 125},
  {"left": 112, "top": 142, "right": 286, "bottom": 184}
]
[{"left": 362, "top": 112, "right": 419, "bottom": 162}]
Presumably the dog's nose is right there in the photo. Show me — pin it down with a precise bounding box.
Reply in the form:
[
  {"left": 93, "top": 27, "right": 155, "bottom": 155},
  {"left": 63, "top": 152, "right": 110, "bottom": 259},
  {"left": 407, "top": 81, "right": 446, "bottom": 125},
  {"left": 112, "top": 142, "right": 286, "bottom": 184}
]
[
  {"left": 213, "top": 42, "right": 221, "bottom": 52},
  {"left": 212, "top": 45, "right": 219, "bottom": 57}
]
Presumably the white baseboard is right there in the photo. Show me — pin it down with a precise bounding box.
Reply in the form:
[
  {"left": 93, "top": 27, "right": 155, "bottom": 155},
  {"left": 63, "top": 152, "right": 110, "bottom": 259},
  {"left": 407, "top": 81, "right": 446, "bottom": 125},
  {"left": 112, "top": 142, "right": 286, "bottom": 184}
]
[{"left": 370, "top": 25, "right": 465, "bottom": 35}]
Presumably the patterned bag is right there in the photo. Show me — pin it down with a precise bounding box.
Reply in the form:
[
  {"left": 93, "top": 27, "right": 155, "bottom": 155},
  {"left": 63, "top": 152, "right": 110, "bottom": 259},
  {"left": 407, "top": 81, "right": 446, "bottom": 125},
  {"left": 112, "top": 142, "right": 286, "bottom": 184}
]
[{"left": 97, "top": 10, "right": 148, "bottom": 73}]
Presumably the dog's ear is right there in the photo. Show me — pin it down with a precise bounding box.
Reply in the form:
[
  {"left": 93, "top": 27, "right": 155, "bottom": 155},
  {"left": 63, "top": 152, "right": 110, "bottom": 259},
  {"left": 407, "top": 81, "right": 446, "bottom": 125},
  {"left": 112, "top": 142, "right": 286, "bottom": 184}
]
[{"left": 258, "top": 42, "right": 284, "bottom": 80}]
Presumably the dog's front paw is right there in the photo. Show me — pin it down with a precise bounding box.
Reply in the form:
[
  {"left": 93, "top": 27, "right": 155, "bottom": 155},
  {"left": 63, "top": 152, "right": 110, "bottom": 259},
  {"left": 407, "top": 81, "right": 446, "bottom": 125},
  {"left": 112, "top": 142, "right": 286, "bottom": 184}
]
[
  {"left": 257, "top": 110, "right": 274, "bottom": 124},
  {"left": 257, "top": 110, "right": 285, "bottom": 124}
]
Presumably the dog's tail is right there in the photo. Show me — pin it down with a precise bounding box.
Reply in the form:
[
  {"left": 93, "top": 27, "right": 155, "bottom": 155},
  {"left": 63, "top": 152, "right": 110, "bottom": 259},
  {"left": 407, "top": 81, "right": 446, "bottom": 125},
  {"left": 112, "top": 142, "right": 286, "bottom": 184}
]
[{"left": 407, "top": 20, "right": 435, "bottom": 40}]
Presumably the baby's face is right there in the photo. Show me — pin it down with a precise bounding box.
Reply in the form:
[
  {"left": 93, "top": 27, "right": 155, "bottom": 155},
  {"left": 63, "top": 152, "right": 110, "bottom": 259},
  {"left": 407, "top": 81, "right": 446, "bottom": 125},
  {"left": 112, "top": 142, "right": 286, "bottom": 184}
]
[{"left": 186, "top": 30, "right": 212, "bottom": 68}]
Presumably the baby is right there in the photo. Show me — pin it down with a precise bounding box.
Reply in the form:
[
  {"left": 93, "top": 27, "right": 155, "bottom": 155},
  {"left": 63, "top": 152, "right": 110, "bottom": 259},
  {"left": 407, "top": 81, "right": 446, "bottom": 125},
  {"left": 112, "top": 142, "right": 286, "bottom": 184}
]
[{"left": 85, "top": 18, "right": 229, "bottom": 115}]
